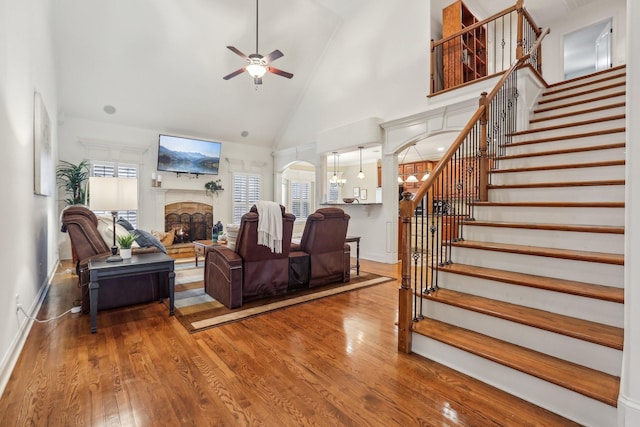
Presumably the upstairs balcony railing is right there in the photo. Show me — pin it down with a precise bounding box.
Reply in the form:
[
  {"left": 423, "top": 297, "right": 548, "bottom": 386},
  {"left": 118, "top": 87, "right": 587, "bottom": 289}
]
[
  {"left": 430, "top": 0, "right": 543, "bottom": 95},
  {"left": 398, "top": 12, "right": 549, "bottom": 352}
]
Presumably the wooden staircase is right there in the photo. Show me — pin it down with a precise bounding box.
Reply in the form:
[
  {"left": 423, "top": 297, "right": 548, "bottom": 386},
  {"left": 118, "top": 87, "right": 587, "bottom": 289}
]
[{"left": 410, "top": 65, "right": 626, "bottom": 426}]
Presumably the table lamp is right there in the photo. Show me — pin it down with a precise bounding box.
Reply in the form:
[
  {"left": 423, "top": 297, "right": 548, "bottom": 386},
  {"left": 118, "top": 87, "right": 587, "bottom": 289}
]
[{"left": 89, "top": 176, "right": 138, "bottom": 262}]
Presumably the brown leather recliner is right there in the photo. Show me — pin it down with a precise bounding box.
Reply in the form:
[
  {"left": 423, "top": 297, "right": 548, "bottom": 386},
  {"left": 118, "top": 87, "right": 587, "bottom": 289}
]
[
  {"left": 204, "top": 204, "right": 295, "bottom": 309},
  {"left": 61, "top": 205, "right": 163, "bottom": 312},
  {"left": 291, "top": 207, "right": 351, "bottom": 287}
]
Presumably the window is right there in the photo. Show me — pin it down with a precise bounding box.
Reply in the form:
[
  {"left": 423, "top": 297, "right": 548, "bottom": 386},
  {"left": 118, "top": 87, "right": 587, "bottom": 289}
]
[
  {"left": 92, "top": 162, "right": 139, "bottom": 228},
  {"left": 290, "top": 181, "right": 311, "bottom": 220},
  {"left": 328, "top": 179, "right": 339, "bottom": 203},
  {"left": 232, "top": 173, "right": 261, "bottom": 224}
]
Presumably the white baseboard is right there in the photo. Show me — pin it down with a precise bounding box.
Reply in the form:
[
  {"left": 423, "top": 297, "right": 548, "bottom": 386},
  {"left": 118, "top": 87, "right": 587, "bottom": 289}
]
[{"left": 0, "top": 261, "right": 58, "bottom": 398}]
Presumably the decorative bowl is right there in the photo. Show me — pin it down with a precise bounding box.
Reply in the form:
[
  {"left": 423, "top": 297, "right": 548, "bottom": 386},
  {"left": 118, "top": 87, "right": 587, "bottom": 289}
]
[{"left": 342, "top": 198, "right": 355, "bottom": 204}]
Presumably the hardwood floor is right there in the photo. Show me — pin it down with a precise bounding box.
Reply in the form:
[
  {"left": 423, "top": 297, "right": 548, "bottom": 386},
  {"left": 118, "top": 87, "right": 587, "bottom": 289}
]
[{"left": 0, "top": 259, "right": 579, "bottom": 426}]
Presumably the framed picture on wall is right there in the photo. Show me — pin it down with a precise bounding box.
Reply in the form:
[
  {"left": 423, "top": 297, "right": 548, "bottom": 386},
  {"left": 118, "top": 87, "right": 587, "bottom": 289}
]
[
  {"left": 360, "top": 189, "right": 367, "bottom": 200},
  {"left": 33, "top": 91, "right": 52, "bottom": 196},
  {"left": 353, "top": 187, "right": 360, "bottom": 198}
]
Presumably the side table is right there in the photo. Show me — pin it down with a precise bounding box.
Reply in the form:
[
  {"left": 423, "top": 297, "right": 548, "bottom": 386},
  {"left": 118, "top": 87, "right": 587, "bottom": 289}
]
[
  {"left": 88, "top": 252, "right": 175, "bottom": 333},
  {"left": 193, "top": 240, "right": 220, "bottom": 266},
  {"left": 345, "top": 236, "right": 360, "bottom": 276}
]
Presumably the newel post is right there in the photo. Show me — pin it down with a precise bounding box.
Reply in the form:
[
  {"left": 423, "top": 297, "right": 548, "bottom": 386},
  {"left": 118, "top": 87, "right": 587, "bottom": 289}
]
[
  {"left": 398, "top": 191, "right": 414, "bottom": 353},
  {"left": 479, "top": 92, "right": 489, "bottom": 202},
  {"left": 516, "top": 0, "right": 524, "bottom": 60}
]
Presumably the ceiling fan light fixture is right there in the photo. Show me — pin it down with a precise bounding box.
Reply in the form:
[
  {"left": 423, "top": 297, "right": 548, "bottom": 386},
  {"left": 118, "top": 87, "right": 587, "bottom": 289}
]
[{"left": 247, "top": 63, "right": 267, "bottom": 78}]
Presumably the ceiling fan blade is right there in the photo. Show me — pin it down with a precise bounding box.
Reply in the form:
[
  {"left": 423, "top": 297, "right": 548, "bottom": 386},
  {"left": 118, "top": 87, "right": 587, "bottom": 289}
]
[
  {"left": 263, "top": 49, "right": 284, "bottom": 64},
  {"left": 223, "top": 67, "right": 246, "bottom": 80},
  {"left": 226, "top": 46, "right": 248, "bottom": 59},
  {"left": 254, "top": 77, "right": 263, "bottom": 85},
  {"left": 267, "top": 67, "right": 294, "bottom": 79}
]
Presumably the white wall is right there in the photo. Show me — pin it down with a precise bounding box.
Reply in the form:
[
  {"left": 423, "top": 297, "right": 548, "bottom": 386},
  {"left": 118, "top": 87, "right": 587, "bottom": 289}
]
[
  {"left": 277, "top": 0, "right": 430, "bottom": 149},
  {"left": 0, "top": 0, "right": 59, "bottom": 395},
  {"left": 541, "top": 0, "right": 627, "bottom": 84},
  {"left": 57, "top": 116, "right": 275, "bottom": 258}
]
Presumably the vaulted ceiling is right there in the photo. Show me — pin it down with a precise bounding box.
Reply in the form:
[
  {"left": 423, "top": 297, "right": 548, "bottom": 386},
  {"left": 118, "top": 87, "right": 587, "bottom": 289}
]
[{"left": 53, "top": 0, "right": 600, "bottom": 153}]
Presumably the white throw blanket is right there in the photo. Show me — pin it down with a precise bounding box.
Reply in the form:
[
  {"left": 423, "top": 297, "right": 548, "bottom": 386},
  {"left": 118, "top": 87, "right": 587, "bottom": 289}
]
[{"left": 255, "top": 200, "right": 283, "bottom": 253}]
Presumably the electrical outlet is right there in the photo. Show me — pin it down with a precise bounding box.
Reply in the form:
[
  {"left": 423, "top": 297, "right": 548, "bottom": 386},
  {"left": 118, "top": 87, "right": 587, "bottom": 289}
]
[{"left": 15, "top": 294, "right": 22, "bottom": 313}]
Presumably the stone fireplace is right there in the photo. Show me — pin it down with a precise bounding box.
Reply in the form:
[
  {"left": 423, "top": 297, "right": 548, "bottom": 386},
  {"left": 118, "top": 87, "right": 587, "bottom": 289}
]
[{"left": 164, "top": 202, "right": 213, "bottom": 242}]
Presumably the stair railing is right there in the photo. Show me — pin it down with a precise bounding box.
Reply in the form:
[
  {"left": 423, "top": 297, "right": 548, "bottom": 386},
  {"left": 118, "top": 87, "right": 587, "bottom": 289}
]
[
  {"left": 430, "top": 0, "right": 543, "bottom": 95},
  {"left": 398, "top": 26, "right": 550, "bottom": 353}
]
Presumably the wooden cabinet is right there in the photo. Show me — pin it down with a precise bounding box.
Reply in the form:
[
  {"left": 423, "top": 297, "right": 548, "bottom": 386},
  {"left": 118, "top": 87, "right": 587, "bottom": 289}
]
[
  {"left": 399, "top": 161, "right": 434, "bottom": 194},
  {"left": 442, "top": 0, "right": 487, "bottom": 89}
]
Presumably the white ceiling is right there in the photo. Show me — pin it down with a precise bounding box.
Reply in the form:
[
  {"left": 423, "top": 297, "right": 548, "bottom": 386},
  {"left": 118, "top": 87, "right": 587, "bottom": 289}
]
[{"left": 53, "top": 0, "right": 601, "bottom": 158}]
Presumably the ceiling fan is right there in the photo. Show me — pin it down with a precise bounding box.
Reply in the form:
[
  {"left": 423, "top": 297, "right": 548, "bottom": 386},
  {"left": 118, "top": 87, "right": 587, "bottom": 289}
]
[{"left": 223, "top": 0, "right": 294, "bottom": 85}]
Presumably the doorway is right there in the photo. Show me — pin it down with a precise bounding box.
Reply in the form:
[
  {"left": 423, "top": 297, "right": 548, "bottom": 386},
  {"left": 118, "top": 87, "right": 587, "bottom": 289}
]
[{"left": 563, "top": 19, "right": 612, "bottom": 79}]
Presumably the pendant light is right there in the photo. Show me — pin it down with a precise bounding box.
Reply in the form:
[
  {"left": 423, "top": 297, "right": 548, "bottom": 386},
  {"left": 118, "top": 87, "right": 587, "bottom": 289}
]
[{"left": 357, "top": 146, "right": 365, "bottom": 179}]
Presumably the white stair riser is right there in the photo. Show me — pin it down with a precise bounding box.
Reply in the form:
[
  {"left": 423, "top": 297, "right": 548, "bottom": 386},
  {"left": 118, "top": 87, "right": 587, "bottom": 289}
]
[
  {"left": 461, "top": 225, "right": 624, "bottom": 254},
  {"left": 540, "top": 75, "right": 626, "bottom": 101},
  {"left": 537, "top": 85, "right": 625, "bottom": 110},
  {"left": 506, "top": 132, "right": 625, "bottom": 156},
  {"left": 499, "top": 147, "right": 625, "bottom": 169},
  {"left": 437, "top": 270, "right": 624, "bottom": 328},
  {"left": 471, "top": 205, "right": 625, "bottom": 227},
  {"left": 488, "top": 185, "right": 625, "bottom": 203},
  {"left": 420, "top": 301, "right": 622, "bottom": 375},
  {"left": 412, "top": 334, "right": 619, "bottom": 427},
  {"left": 450, "top": 246, "right": 624, "bottom": 286},
  {"left": 546, "top": 72, "right": 625, "bottom": 91},
  {"left": 490, "top": 165, "right": 625, "bottom": 185},
  {"left": 529, "top": 106, "right": 626, "bottom": 129},
  {"left": 532, "top": 94, "right": 626, "bottom": 119},
  {"left": 510, "top": 119, "right": 626, "bottom": 142}
]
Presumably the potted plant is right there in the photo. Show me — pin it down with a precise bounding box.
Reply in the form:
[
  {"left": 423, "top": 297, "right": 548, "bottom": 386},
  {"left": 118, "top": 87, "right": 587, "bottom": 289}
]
[
  {"left": 116, "top": 232, "right": 138, "bottom": 259},
  {"left": 204, "top": 179, "right": 223, "bottom": 196},
  {"left": 56, "top": 160, "right": 90, "bottom": 206}
]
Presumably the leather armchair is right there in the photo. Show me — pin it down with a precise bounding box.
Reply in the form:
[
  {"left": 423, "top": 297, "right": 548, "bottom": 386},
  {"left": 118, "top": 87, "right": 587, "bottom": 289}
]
[
  {"left": 291, "top": 207, "right": 350, "bottom": 287},
  {"left": 204, "top": 204, "right": 295, "bottom": 309},
  {"left": 61, "top": 205, "right": 163, "bottom": 312}
]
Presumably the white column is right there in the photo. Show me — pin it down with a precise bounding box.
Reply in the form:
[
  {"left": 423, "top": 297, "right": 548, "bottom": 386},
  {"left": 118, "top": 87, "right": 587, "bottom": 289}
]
[{"left": 619, "top": 1, "right": 640, "bottom": 425}]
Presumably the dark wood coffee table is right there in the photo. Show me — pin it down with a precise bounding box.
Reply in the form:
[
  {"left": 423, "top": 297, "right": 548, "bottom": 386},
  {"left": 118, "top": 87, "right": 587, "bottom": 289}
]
[{"left": 88, "top": 252, "right": 175, "bottom": 333}]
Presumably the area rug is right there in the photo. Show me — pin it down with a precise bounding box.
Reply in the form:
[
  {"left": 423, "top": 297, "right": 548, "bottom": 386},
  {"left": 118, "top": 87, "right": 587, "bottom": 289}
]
[{"left": 171, "top": 266, "right": 395, "bottom": 333}]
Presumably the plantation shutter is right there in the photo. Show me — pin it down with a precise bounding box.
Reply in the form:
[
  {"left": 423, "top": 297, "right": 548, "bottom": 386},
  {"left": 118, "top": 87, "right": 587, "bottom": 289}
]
[
  {"left": 291, "top": 181, "right": 311, "bottom": 220},
  {"left": 232, "top": 173, "right": 262, "bottom": 224}
]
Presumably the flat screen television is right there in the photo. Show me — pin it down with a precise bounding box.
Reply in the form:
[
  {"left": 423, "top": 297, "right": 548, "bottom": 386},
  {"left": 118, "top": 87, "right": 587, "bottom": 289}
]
[{"left": 157, "top": 134, "right": 221, "bottom": 175}]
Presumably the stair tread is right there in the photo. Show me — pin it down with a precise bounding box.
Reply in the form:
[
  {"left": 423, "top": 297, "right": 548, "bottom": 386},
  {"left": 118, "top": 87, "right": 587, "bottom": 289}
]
[
  {"left": 538, "top": 82, "right": 626, "bottom": 105},
  {"left": 542, "top": 74, "right": 626, "bottom": 97},
  {"left": 511, "top": 114, "right": 624, "bottom": 136},
  {"left": 534, "top": 91, "right": 625, "bottom": 114},
  {"left": 545, "top": 65, "right": 625, "bottom": 90},
  {"left": 491, "top": 159, "right": 624, "bottom": 173},
  {"left": 413, "top": 318, "right": 620, "bottom": 406},
  {"left": 508, "top": 127, "right": 625, "bottom": 146},
  {"left": 450, "top": 239, "right": 624, "bottom": 266},
  {"left": 501, "top": 142, "right": 625, "bottom": 160},
  {"left": 488, "top": 179, "right": 625, "bottom": 189},
  {"left": 530, "top": 102, "right": 625, "bottom": 124},
  {"left": 463, "top": 220, "right": 624, "bottom": 235},
  {"left": 437, "top": 262, "right": 624, "bottom": 302},
  {"left": 472, "top": 201, "right": 624, "bottom": 208},
  {"left": 421, "top": 288, "right": 623, "bottom": 350}
]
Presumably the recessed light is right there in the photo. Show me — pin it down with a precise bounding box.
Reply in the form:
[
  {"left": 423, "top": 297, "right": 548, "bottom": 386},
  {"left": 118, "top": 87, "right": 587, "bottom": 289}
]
[
  {"left": 437, "top": 147, "right": 445, "bottom": 152},
  {"left": 103, "top": 105, "right": 116, "bottom": 115}
]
